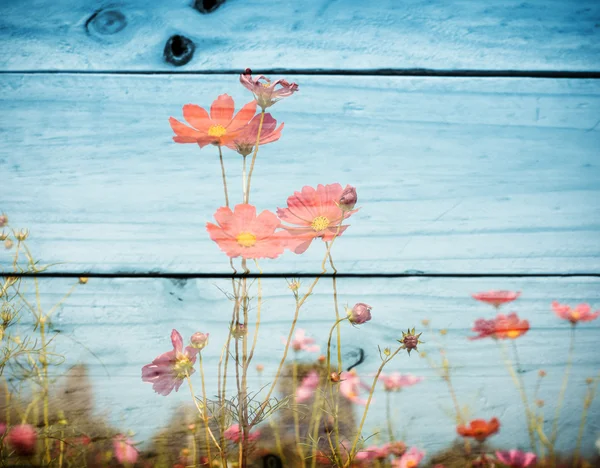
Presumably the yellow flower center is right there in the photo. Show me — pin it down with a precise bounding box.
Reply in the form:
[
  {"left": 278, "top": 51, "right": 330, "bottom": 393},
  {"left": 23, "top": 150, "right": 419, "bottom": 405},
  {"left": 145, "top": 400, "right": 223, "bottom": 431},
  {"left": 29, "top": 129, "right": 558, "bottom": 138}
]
[
  {"left": 311, "top": 216, "right": 330, "bottom": 231},
  {"left": 406, "top": 461, "right": 417, "bottom": 468},
  {"left": 507, "top": 330, "right": 521, "bottom": 338},
  {"left": 571, "top": 311, "right": 580, "bottom": 320},
  {"left": 173, "top": 356, "right": 194, "bottom": 379},
  {"left": 208, "top": 125, "right": 227, "bottom": 137},
  {"left": 236, "top": 232, "right": 257, "bottom": 247}
]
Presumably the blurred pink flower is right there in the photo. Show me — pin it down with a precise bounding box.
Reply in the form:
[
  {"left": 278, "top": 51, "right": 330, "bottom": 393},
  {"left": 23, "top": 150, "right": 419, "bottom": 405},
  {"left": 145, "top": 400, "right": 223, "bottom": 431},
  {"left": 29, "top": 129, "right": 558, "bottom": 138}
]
[
  {"left": 379, "top": 372, "right": 423, "bottom": 392},
  {"left": 296, "top": 371, "right": 320, "bottom": 403},
  {"left": 169, "top": 94, "right": 257, "bottom": 147},
  {"left": 277, "top": 183, "right": 359, "bottom": 254},
  {"left": 355, "top": 445, "right": 388, "bottom": 462},
  {"left": 472, "top": 290, "right": 521, "bottom": 308},
  {"left": 141, "top": 329, "right": 198, "bottom": 396},
  {"left": 552, "top": 301, "right": 599, "bottom": 325},
  {"left": 224, "top": 113, "right": 284, "bottom": 156},
  {"left": 469, "top": 313, "right": 529, "bottom": 340},
  {"left": 383, "top": 440, "right": 407, "bottom": 457},
  {"left": 223, "top": 424, "right": 261, "bottom": 443},
  {"left": 393, "top": 447, "right": 425, "bottom": 468},
  {"left": 240, "top": 69, "right": 298, "bottom": 110},
  {"left": 113, "top": 434, "right": 139, "bottom": 465},
  {"left": 495, "top": 450, "right": 537, "bottom": 467},
  {"left": 340, "top": 370, "right": 370, "bottom": 405},
  {"left": 6, "top": 424, "right": 37, "bottom": 456},
  {"left": 207, "top": 204, "right": 289, "bottom": 259},
  {"left": 288, "top": 329, "right": 320, "bottom": 353}
]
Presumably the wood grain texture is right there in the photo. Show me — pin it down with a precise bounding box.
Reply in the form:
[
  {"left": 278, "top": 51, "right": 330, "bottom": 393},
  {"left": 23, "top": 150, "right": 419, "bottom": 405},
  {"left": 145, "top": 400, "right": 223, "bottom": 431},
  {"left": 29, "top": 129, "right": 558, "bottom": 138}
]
[
  {"left": 13, "top": 276, "right": 600, "bottom": 455},
  {"left": 1, "top": 74, "right": 599, "bottom": 274},
  {"left": 0, "top": 0, "right": 599, "bottom": 72}
]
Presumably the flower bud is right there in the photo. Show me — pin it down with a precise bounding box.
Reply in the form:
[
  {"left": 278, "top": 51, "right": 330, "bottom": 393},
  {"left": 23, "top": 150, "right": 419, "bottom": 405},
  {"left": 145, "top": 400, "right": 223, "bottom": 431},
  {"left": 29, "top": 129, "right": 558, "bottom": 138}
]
[
  {"left": 536, "top": 399, "right": 544, "bottom": 408},
  {"left": 329, "top": 372, "right": 341, "bottom": 383},
  {"left": 0, "top": 214, "right": 7, "bottom": 227},
  {"left": 256, "top": 364, "right": 264, "bottom": 373},
  {"left": 538, "top": 370, "right": 546, "bottom": 378},
  {"left": 181, "top": 448, "right": 190, "bottom": 457},
  {"left": 230, "top": 323, "right": 247, "bottom": 340},
  {"left": 440, "top": 329, "right": 448, "bottom": 336},
  {"left": 188, "top": 424, "right": 196, "bottom": 431},
  {"left": 347, "top": 302, "right": 372, "bottom": 325},
  {"left": 339, "top": 185, "right": 357, "bottom": 211},
  {"left": 586, "top": 377, "right": 594, "bottom": 385},
  {"left": 288, "top": 280, "right": 300, "bottom": 291},
  {"left": 317, "top": 355, "right": 326, "bottom": 364},
  {"left": 421, "top": 319, "right": 430, "bottom": 326},
  {"left": 0, "top": 231, "right": 8, "bottom": 241},
  {"left": 6, "top": 424, "right": 37, "bottom": 456},
  {"left": 14, "top": 229, "right": 29, "bottom": 241},
  {"left": 79, "top": 277, "right": 89, "bottom": 285},
  {"left": 4, "top": 239, "right": 13, "bottom": 250},
  {"left": 190, "top": 332, "right": 209, "bottom": 349}
]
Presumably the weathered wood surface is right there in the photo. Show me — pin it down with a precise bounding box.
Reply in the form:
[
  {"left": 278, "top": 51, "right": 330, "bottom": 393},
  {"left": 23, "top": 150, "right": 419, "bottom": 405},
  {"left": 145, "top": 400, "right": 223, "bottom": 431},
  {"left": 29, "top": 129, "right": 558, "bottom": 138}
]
[
  {"left": 0, "top": 0, "right": 599, "bottom": 72},
  {"left": 1, "top": 74, "right": 599, "bottom": 274},
  {"left": 16, "top": 276, "right": 600, "bottom": 455}
]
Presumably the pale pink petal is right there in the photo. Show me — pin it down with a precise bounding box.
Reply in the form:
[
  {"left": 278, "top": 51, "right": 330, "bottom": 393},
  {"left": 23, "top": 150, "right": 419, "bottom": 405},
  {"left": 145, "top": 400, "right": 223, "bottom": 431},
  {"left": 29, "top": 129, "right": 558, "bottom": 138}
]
[
  {"left": 210, "top": 94, "right": 235, "bottom": 126},
  {"left": 171, "top": 329, "right": 184, "bottom": 354}
]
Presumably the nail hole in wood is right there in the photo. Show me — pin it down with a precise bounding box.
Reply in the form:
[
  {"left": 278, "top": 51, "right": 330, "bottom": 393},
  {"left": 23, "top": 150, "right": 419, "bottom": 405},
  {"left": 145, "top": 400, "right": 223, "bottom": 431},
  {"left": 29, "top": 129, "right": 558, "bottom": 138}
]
[
  {"left": 193, "top": 0, "right": 225, "bottom": 14},
  {"left": 86, "top": 8, "right": 127, "bottom": 36},
  {"left": 164, "top": 35, "right": 195, "bottom": 66}
]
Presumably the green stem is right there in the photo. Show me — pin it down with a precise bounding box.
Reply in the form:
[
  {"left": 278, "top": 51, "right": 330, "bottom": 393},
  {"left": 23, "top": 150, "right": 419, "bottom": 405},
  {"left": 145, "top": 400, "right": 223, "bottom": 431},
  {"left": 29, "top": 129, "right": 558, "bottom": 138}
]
[
  {"left": 245, "top": 111, "right": 265, "bottom": 204},
  {"left": 550, "top": 326, "right": 576, "bottom": 450},
  {"left": 218, "top": 145, "right": 230, "bottom": 208},
  {"left": 386, "top": 391, "right": 394, "bottom": 442}
]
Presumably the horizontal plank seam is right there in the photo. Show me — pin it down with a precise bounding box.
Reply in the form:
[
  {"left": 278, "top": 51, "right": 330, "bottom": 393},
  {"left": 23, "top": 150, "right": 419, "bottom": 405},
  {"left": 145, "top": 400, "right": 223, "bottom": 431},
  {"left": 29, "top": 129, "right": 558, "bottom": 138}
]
[
  {"left": 1, "top": 69, "right": 600, "bottom": 79},
  {"left": 5, "top": 272, "right": 600, "bottom": 279}
]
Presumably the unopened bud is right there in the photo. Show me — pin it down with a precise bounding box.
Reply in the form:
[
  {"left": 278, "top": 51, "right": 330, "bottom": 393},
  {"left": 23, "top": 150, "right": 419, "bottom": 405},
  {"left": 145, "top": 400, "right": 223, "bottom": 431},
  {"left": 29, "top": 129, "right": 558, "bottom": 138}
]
[
  {"left": 288, "top": 280, "right": 300, "bottom": 291},
  {"left": 4, "top": 239, "right": 13, "bottom": 250},
  {"left": 181, "top": 448, "right": 190, "bottom": 457},
  {"left": 338, "top": 185, "right": 357, "bottom": 211},
  {"left": 190, "top": 332, "right": 209, "bottom": 349},
  {"left": 188, "top": 424, "right": 196, "bottom": 432},
  {"left": 586, "top": 377, "right": 594, "bottom": 385},
  {"left": 398, "top": 328, "right": 424, "bottom": 355},
  {"left": 0, "top": 214, "right": 7, "bottom": 227},
  {"left": 230, "top": 323, "right": 247, "bottom": 339},
  {"left": 39, "top": 355, "right": 47, "bottom": 365},
  {"left": 329, "top": 372, "right": 341, "bottom": 383},
  {"left": 421, "top": 319, "right": 430, "bottom": 326},
  {"left": 317, "top": 355, "right": 326, "bottom": 364},
  {"left": 14, "top": 229, "right": 29, "bottom": 241},
  {"left": 79, "top": 277, "right": 89, "bottom": 285},
  {"left": 347, "top": 302, "right": 372, "bottom": 325},
  {"left": 440, "top": 329, "right": 448, "bottom": 336},
  {"left": 536, "top": 399, "right": 544, "bottom": 408},
  {"left": 538, "top": 370, "right": 546, "bottom": 378},
  {"left": 0, "top": 231, "right": 8, "bottom": 241},
  {"left": 383, "top": 347, "right": 391, "bottom": 356},
  {"left": 256, "top": 364, "right": 264, "bottom": 373}
]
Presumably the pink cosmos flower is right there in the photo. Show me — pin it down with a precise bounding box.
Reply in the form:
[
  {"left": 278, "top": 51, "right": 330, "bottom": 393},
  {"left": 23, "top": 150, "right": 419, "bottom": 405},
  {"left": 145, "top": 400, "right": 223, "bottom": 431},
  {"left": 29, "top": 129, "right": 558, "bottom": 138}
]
[
  {"left": 5, "top": 424, "right": 37, "bottom": 456},
  {"left": 495, "top": 450, "right": 537, "bottom": 467},
  {"left": 378, "top": 372, "right": 424, "bottom": 392},
  {"left": 206, "top": 204, "right": 289, "bottom": 259},
  {"left": 277, "top": 183, "right": 359, "bottom": 254},
  {"left": 469, "top": 313, "right": 529, "bottom": 340},
  {"left": 287, "top": 329, "right": 320, "bottom": 353},
  {"left": 224, "top": 113, "right": 284, "bottom": 157},
  {"left": 113, "top": 434, "right": 139, "bottom": 465},
  {"left": 296, "top": 371, "right": 320, "bottom": 403},
  {"left": 169, "top": 94, "right": 257, "bottom": 147},
  {"left": 355, "top": 445, "right": 388, "bottom": 462},
  {"left": 552, "top": 301, "right": 600, "bottom": 325},
  {"left": 472, "top": 291, "right": 521, "bottom": 308},
  {"left": 340, "top": 370, "right": 370, "bottom": 405},
  {"left": 240, "top": 69, "right": 298, "bottom": 110},
  {"left": 223, "top": 424, "right": 261, "bottom": 443},
  {"left": 141, "top": 329, "right": 198, "bottom": 396},
  {"left": 392, "top": 447, "right": 425, "bottom": 468}
]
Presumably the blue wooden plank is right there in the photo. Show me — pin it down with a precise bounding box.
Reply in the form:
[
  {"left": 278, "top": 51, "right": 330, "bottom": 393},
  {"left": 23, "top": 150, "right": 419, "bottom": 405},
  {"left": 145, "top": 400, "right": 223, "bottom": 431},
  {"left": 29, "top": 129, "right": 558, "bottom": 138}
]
[
  {"left": 1, "top": 74, "right": 599, "bottom": 274},
  {"left": 0, "top": 0, "right": 598, "bottom": 72}
]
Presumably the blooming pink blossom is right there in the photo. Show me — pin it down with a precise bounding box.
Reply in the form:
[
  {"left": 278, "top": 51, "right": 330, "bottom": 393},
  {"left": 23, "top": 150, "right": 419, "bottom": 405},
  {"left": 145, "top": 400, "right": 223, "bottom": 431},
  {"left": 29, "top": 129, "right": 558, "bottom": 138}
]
[
  {"left": 113, "top": 434, "right": 139, "bottom": 465},
  {"left": 240, "top": 70, "right": 298, "bottom": 110},
  {"left": 287, "top": 329, "right": 320, "bottom": 353},
  {"left": 141, "top": 329, "right": 198, "bottom": 396},
  {"left": 224, "top": 113, "right": 284, "bottom": 156},
  {"left": 223, "top": 424, "right": 261, "bottom": 443},
  {"left": 340, "top": 370, "right": 370, "bottom": 405},
  {"left": 169, "top": 94, "right": 257, "bottom": 147},
  {"left": 206, "top": 204, "right": 289, "bottom": 259},
  {"left": 552, "top": 301, "right": 599, "bottom": 325},
  {"left": 5, "top": 424, "right": 37, "bottom": 456},
  {"left": 472, "top": 290, "right": 521, "bottom": 308},
  {"left": 378, "top": 372, "right": 424, "bottom": 392},
  {"left": 469, "top": 313, "right": 529, "bottom": 340},
  {"left": 277, "top": 183, "right": 359, "bottom": 254},
  {"left": 495, "top": 450, "right": 537, "bottom": 468},
  {"left": 392, "top": 447, "right": 425, "bottom": 468},
  {"left": 347, "top": 303, "right": 372, "bottom": 325},
  {"left": 296, "top": 371, "right": 320, "bottom": 403}
]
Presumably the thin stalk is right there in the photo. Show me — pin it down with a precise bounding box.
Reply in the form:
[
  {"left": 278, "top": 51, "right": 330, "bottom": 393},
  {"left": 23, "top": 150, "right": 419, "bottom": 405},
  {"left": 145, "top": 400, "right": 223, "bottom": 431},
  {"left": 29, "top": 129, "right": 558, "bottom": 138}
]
[
  {"left": 244, "top": 111, "right": 265, "bottom": 203},
  {"left": 550, "top": 326, "right": 576, "bottom": 449},
  {"left": 292, "top": 359, "right": 306, "bottom": 467},
  {"left": 574, "top": 375, "right": 599, "bottom": 466},
  {"left": 309, "top": 383, "right": 325, "bottom": 468},
  {"left": 327, "top": 251, "right": 343, "bottom": 453},
  {"left": 510, "top": 341, "right": 537, "bottom": 452},
  {"left": 199, "top": 354, "right": 212, "bottom": 465},
  {"left": 185, "top": 375, "right": 222, "bottom": 452},
  {"left": 386, "top": 391, "right": 394, "bottom": 442},
  {"left": 218, "top": 145, "right": 230, "bottom": 208}
]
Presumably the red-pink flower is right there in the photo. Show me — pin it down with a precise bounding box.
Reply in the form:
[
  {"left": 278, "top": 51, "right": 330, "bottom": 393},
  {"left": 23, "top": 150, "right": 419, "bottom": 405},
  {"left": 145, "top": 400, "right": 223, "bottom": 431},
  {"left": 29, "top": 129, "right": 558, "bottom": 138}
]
[
  {"left": 392, "top": 447, "right": 425, "bottom": 468},
  {"left": 355, "top": 445, "right": 388, "bottom": 462},
  {"left": 169, "top": 94, "right": 256, "bottom": 147},
  {"left": 472, "top": 290, "right": 521, "bottom": 308},
  {"left": 223, "top": 424, "right": 261, "bottom": 443},
  {"left": 240, "top": 70, "right": 298, "bottom": 110},
  {"left": 495, "top": 450, "right": 537, "bottom": 468},
  {"left": 141, "top": 329, "right": 198, "bottom": 396},
  {"left": 378, "top": 372, "right": 423, "bottom": 392},
  {"left": 277, "top": 183, "right": 359, "bottom": 254},
  {"left": 6, "top": 424, "right": 37, "bottom": 456},
  {"left": 469, "top": 313, "right": 529, "bottom": 340},
  {"left": 340, "top": 370, "right": 370, "bottom": 405},
  {"left": 296, "top": 371, "right": 320, "bottom": 403},
  {"left": 206, "top": 204, "right": 289, "bottom": 259},
  {"left": 113, "top": 434, "right": 139, "bottom": 465},
  {"left": 287, "top": 329, "right": 320, "bottom": 353},
  {"left": 224, "top": 113, "right": 284, "bottom": 156},
  {"left": 552, "top": 301, "right": 599, "bottom": 325}
]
